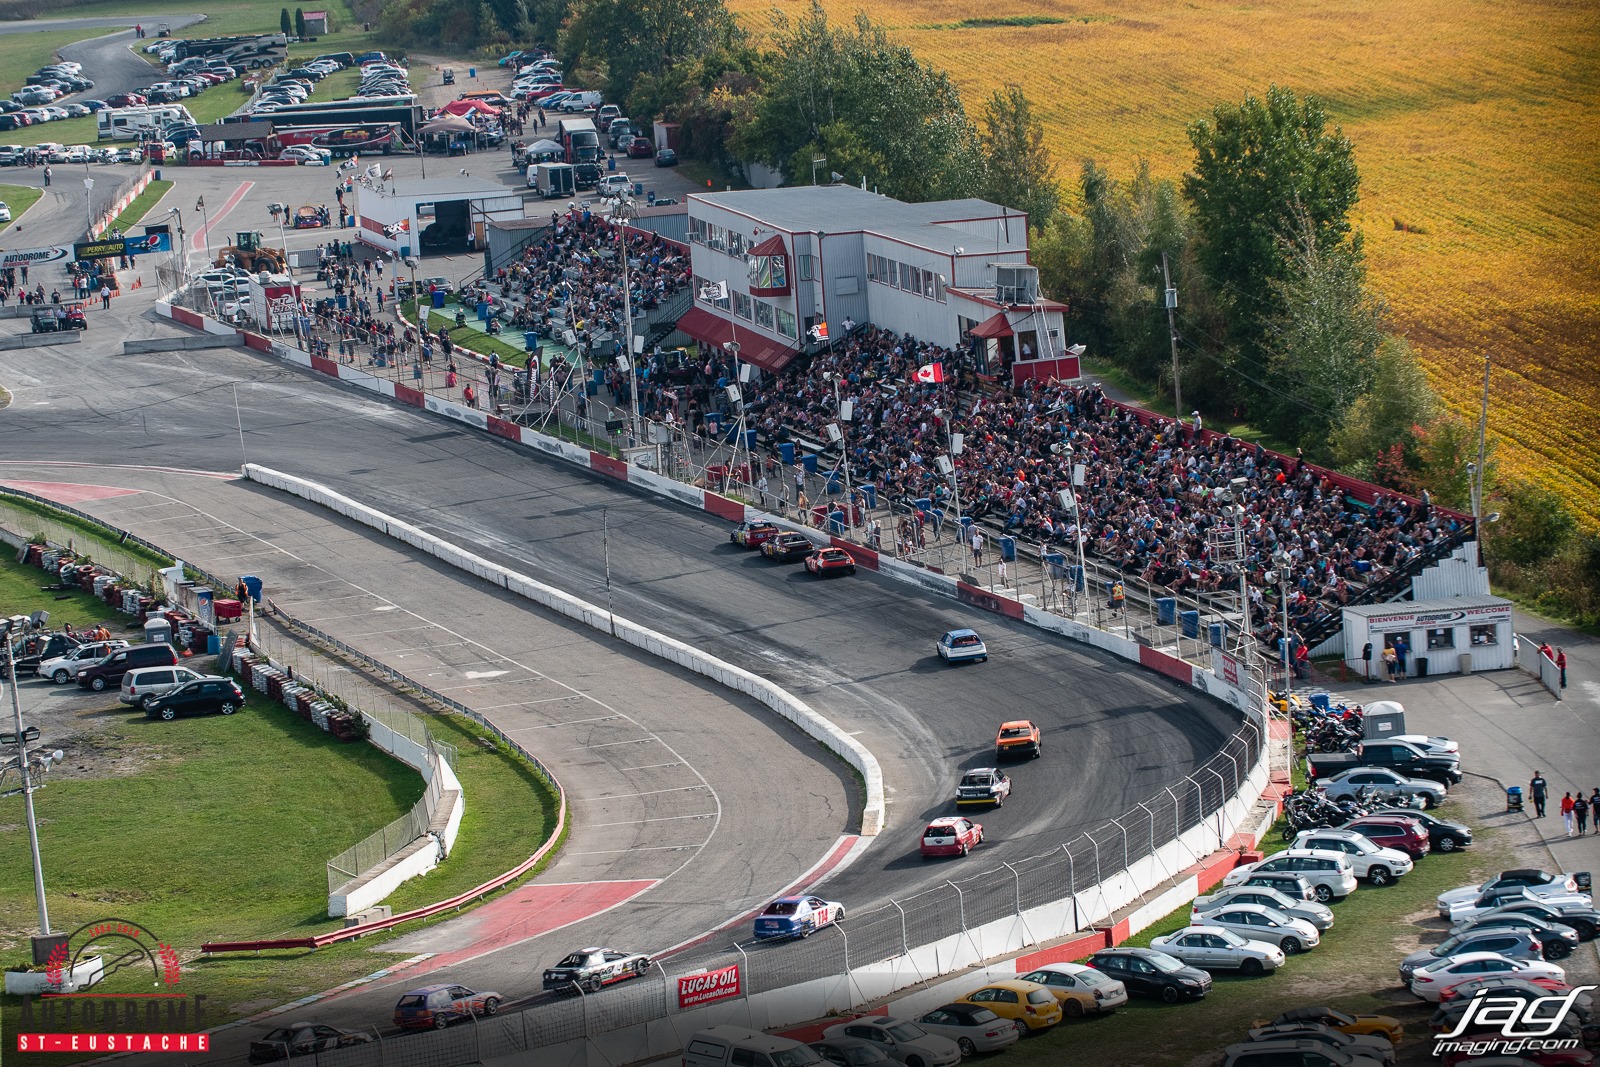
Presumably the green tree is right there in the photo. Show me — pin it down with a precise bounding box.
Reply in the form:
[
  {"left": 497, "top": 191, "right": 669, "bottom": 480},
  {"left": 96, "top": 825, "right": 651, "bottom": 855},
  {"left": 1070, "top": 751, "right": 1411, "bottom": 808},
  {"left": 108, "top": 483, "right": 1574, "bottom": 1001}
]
[
  {"left": 1256, "top": 217, "right": 1385, "bottom": 449},
  {"left": 1184, "top": 86, "right": 1360, "bottom": 368},
  {"left": 563, "top": 0, "right": 740, "bottom": 115},
  {"left": 1330, "top": 337, "right": 1437, "bottom": 478},
  {"left": 978, "top": 84, "right": 1059, "bottom": 230},
  {"left": 294, "top": 7, "right": 306, "bottom": 37},
  {"left": 281, "top": 7, "right": 293, "bottom": 35},
  {"left": 1489, "top": 480, "right": 1578, "bottom": 568}
]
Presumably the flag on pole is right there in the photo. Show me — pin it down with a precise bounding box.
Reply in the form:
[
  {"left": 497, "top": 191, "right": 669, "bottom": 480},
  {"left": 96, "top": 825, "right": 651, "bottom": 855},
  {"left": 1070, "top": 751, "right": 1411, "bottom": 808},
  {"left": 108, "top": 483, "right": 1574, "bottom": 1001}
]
[
  {"left": 699, "top": 279, "right": 728, "bottom": 302},
  {"left": 913, "top": 362, "right": 946, "bottom": 384}
]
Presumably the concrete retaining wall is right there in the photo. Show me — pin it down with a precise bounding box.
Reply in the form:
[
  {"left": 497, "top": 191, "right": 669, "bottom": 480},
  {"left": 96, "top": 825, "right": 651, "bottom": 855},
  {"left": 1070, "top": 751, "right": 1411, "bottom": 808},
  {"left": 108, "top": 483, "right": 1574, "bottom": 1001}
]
[
  {"left": 123, "top": 335, "right": 244, "bottom": 353},
  {"left": 0, "top": 331, "right": 82, "bottom": 351}
]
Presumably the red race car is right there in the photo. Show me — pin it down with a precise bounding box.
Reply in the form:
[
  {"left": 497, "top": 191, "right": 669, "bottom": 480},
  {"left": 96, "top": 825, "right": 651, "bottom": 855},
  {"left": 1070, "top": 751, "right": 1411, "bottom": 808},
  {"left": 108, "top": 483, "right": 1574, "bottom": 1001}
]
[
  {"left": 730, "top": 520, "right": 779, "bottom": 548},
  {"left": 920, "top": 816, "right": 983, "bottom": 859},
  {"left": 805, "top": 547, "right": 856, "bottom": 576}
]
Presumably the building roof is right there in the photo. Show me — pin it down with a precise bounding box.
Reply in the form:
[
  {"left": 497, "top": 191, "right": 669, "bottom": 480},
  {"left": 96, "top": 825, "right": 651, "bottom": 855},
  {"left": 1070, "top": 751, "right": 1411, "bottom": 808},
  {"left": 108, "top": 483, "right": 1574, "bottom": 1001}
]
[
  {"left": 198, "top": 120, "right": 276, "bottom": 142},
  {"left": 1341, "top": 595, "right": 1511, "bottom": 619},
  {"left": 303, "top": 9, "right": 328, "bottom": 17},
  {"left": 378, "top": 176, "right": 511, "bottom": 200},
  {"left": 690, "top": 186, "right": 1029, "bottom": 255}
]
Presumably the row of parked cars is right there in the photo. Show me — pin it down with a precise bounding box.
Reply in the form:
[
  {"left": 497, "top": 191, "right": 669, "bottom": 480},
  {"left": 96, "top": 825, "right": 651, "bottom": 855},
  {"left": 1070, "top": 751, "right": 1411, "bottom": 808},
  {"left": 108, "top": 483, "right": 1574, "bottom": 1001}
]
[
  {"left": 0, "top": 61, "right": 95, "bottom": 130},
  {"left": 9, "top": 630, "right": 246, "bottom": 720}
]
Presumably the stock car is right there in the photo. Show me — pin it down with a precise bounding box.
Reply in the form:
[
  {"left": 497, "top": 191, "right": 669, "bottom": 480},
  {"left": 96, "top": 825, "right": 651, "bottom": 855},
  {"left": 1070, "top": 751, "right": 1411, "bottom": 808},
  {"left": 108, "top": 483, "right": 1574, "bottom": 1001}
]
[
  {"left": 994, "top": 719, "right": 1041, "bottom": 759},
  {"left": 955, "top": 767, "right": 1012, "bottom": 807},
  {"left": 392, "top": 984, "right": 503, "bottom": 1029},
  {"left": 936, "top": 628, "right": 987, "bottom": 663},
  {"left": 542, "top": 947, "right": 653, "bottom": 992},
  {"left": 762, "top": 532, "right": 814, "bottom": 562},
  {"left": 247, "top": 1022, "right": 374, "bottom": 1062},
  {"left": 920, "top": 816, "right": 984, "bottom": 859},
  {"left": 753, "top": 895, "right": 844, "bottom": 940},
  {"left": 805, "top": 547, "right": 856, "bottom": 576},
  {"left": 730, "top": 520, "right": 779, "bottom": 548}
]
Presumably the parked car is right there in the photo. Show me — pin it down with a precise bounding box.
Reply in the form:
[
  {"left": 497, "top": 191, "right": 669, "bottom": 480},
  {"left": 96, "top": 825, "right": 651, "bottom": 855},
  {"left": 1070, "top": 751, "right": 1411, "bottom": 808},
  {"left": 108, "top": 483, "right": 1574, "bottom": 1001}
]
[
  {"left": 1439, "top": 870, "right": 1592, "bottom": 920},
  {"left": 1291, "top": 828, "right": 1414, "bottom": 885},
  {"left": 1453, "top": 898, "right": 1600, "bottom": 942},
  {"left": 1451, "top": 911, "right": 1580, "bottom": 958},
  {"left": 120, "top": 665, "right": 218, "bottom": 708},
  {"left": 1242, "top": 1024, "right": 1395, "bottom": 1066},
  {"left": 1253, "top": 1006, "right": 1404, "bottom": 1045},
  {"left": 1409, "top": 952, "right": 1567, "bottom": 1002},
  {"left": 1340, "top": 815, "right": 1431, "bottom": 859},
  {"left": 808, "top": 1037, "right": 892, "bottom": 1067},
  {"left": 5, "top": 632, "right": 80, "bottom": 678},
  {"left": 955, "top": 979, "right": 1063, "bottom": 1031},
  {"left": 1188, "top": 901, "right": 1321, "bottom": 954},
  {"left": 1371, "top": 806, "right": 1473, "bottom": 852},
  {"left": 1223, "top": 849, "right": 1360, "bottom": 903},
  {"left": 1235, "top": 871, "right": 1320, "bottom": 902},
  {"left": 656, "top": 147, "right": 678, "bottom": 167},
  {"left": 280, "top": 145, "right": 332, "bottom": 164},
  {"left": 1149, "top": 925, "right": 1286, "bottom": 974},
  {"left": 143, "top": 677, "right": 247, "bottom": 720},
  {"left": 1400, "top": 929, "right": 1548, "bottom": 984},
  {"left": 819, "top": 1018, "right": 960, "bottom": 1067},
  {"left": 1192, "top": 884, "right": 1335, "bottom": 932},
  {"left": 627, "top": 135, "right": 654, "bottom": 159},
  {"left": 1444, "top": 885, "right": 1599, "bottom": 925},
  {"left": 41, "top": 640, "right": 128, "bottom": 684},
  {"left": 1220, "top": 1037, "right": 1387, "bottom": 1067},
  {"left": 1318, "top": 767, "right": 1445, "bottom": 808},
  {"left": 1015, "top": 961, "right": 1128, "bottom": 1016},
  {"left": 911, "top": 1004, "right": 1020, "bottom": 1057},
  {"left": 1086, "top": 947, "right": 1211, "bottom": 1002}
]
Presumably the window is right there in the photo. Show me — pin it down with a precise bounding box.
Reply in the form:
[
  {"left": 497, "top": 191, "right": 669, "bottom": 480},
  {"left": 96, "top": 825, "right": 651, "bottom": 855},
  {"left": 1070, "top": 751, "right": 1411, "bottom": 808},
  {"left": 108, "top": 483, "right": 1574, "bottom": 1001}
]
[
  {"left": 755, "top": 300, "right": 774, "bottom": 330},
  {"left": 1426, "top": 627, "right": 1455, "bottom": 650},
  {"left": 689, "top": 218, "right": 707, "bottom": 244},
  {"left": 887, "top": 260, "right": 899, "bottom": 288},
  {"left": 708, "top": 223, "right": 726, "bottom": 252},
  {"left": 775, "top": 308, "right": 797, "bottom": 338},
  {"left": 1469, "top": 623, "right": 1498, "bottom": 645},
  {"left": 798, "top": 254, "right": 815, "bottom": 281},
  {"left": 734, "top": 290, "right": 752, "bottom": 321},
  {"left": 729, "top": 231, "right": 746, "bottom": 257}
]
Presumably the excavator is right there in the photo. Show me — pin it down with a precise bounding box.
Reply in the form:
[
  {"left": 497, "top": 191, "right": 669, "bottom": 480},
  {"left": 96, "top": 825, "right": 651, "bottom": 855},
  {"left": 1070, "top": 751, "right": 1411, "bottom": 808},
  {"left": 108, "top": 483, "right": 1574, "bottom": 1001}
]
[{"left": 213, "top": 231, "right": 286, "bottom": 274}]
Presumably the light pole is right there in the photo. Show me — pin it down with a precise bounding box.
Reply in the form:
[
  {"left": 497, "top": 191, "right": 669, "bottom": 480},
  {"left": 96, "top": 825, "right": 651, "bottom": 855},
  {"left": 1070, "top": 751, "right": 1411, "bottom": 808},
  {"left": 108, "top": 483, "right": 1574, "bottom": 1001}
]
[
  {"left": 81, "top": 176, "right": 94, "bottom": 237},
  {"left": 196, "top": 195, "right": 212, "bottom": 268},
  {"left": 826, "top": 371, "right": 854, "bottom": 533},
  {"left": 608, "top": 197, "right": 642, "bottom": 444},
  {"left": 811, "top": 157, "right": 826, "bottom": 186},
  {"left": 1053, "top": 443, "right": 1090, "bottom": 608},
  {"left": 1271, "top": 548, "right": 1293, "bottom": 691},
  {"left": 2, "top": 617, "right": 66, "bottom": 957},
  {"left": 166, "top": 206, "right": 187, "bottom": 289}
]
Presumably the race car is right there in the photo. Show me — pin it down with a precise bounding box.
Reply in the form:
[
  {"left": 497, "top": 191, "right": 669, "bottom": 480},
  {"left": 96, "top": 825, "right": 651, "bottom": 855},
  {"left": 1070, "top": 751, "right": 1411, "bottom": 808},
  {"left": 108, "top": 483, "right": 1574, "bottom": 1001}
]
[
  {"left": 753, "top": 895, "right": 845, "bottom": 940},
  {"left": 956, "top": 767, "right": 1012, "bottom": 807},
  {"left": 936, "top": 628, "right": 987, "bottom": 663},
  {"left": 542, "top": 947, "right": 652, "bottom": 993},
  {"left": 805, "top": 547, "right": 856, "bottom": 576},
  {"left": 762, "top": 531, "right": 815, "bottom": 562},
  {"left": 730, "top": 520, "right": 779, "bottom": 548},
  {"left": 994, "top": 719, "right": 1042, "bottom": 760},
  {"left": 921, "top": 816, "right": 984, "bottom": 858},
  {"left": 392, "top": 984, "right": 502, "bottom": 1029}
]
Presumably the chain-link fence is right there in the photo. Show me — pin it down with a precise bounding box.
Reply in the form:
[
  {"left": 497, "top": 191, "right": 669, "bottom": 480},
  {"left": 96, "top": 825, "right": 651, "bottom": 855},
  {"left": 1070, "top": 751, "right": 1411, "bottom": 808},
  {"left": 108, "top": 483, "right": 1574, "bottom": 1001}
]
[
  {"left": 326, "top": 769, "right": 444, "bottom": 894},
  {"left": 0, "top": 495, "right": 170, "bottom": 592}
]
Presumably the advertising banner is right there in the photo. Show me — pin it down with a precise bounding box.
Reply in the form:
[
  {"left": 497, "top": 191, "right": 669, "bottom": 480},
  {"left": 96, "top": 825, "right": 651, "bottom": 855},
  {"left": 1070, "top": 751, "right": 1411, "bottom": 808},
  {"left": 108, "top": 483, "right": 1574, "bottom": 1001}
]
[
  {"left": 676, "top": 965, "right": 740, "bottom": 1009},
  {"left": 0, "top": 246, "right": 71, "bottom": 269}
]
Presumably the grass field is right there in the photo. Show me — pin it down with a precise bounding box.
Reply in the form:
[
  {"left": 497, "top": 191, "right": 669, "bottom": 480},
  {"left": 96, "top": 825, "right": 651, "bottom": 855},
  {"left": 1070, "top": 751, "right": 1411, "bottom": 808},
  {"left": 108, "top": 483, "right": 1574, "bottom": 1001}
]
[
  {"left": 106, "top": 177, "right": 171, "bottom": 232},
  {"left": 0, "top": 183, "right": 43, "bottom": 234},
  {"left": 728, "top": 0, "right": 1600, "bottom": 524}
]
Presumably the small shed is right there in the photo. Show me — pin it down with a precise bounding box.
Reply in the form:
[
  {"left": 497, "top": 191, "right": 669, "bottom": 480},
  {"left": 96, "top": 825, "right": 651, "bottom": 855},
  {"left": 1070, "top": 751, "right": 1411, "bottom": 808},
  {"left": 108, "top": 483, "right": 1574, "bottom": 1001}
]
[
  {"left": 1340, "top": 594, "right": 1515, "bottom": 679},
  {"left": 302, "top": 10, "right": 329, "bottom": 34}
]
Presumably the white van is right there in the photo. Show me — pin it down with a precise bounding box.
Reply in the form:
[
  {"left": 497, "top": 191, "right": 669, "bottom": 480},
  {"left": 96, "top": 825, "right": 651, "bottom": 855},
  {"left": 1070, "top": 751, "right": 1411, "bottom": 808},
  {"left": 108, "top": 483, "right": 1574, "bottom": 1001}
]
[
  {"left": 682, "top": 1027, "right": 822, "bottom": 1067},
  {"left": 120, "top": 665, "right": 217, "bottom": 708}
]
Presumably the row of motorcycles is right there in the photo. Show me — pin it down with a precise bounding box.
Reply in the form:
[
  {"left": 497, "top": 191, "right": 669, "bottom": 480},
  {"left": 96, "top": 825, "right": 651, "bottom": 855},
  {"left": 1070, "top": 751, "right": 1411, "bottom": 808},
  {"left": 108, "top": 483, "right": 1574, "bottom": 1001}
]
[
  {"left": 1279, "top": 786, "right": 1413, "bottom": 840},
  {"left": 1281, "top": 695, "right": 1418, "bottom": 841}
]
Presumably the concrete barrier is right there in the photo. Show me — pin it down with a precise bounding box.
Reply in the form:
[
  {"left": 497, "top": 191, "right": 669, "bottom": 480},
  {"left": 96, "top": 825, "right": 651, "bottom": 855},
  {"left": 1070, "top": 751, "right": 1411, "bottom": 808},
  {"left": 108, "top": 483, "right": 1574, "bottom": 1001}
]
[
  {"left": 241, "top": 464, "right": 887, "bottom": 837},
  {"left": 123, "top": 335, "right": 245, "bottom": 353},
  {"left": 0, "top": 331, "right": 82, "bottom": 351}
]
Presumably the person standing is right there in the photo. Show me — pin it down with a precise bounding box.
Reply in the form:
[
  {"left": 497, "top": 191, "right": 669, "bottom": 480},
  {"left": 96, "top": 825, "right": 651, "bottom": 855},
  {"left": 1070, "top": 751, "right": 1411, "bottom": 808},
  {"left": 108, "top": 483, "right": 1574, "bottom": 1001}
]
[
  {"left": 1556, "top": 647, "right": 1568, "bottom": 689},
  {"left": 1575, "top": 791, "right": 1590, "bottom": 835},
  {"left": 1561, "top": 791, "right": 1576, "bottom": 836},
  {"left": 1530, "top": 771, "right": 1549, "bottom": 817},
  {"left": 1392, "top": 634, "right": 1409, "bottom": 678},
  {"left": 100, "top": 284, "right": 111, "bottom": 310},
  {"left": 1590, "top": 787, "right": 1600, "bottom": 832},
  {"left": 756, "top": 473, "right": 768, "bottom": 509},
  {"left": 1383, "top": 644, "right": 1399, "bottom": 683}
]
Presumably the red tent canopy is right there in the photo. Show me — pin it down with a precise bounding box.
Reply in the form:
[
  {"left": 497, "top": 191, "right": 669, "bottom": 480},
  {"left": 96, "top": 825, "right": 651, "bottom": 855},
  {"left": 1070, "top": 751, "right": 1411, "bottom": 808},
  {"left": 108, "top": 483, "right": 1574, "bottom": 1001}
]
[
  {"left": 439, "top": 99, "right": 499, "bottom": 117},
  {"left": 969, "top": 312, "right": 1014, "bottom": 339}
]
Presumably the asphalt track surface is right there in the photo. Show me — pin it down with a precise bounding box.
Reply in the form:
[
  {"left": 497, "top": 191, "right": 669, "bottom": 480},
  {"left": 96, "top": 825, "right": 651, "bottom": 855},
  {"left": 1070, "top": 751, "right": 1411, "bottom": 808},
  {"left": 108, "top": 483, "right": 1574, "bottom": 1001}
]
[{"left": 0, "top": 335, "right": 1241, "bottom": 1049}]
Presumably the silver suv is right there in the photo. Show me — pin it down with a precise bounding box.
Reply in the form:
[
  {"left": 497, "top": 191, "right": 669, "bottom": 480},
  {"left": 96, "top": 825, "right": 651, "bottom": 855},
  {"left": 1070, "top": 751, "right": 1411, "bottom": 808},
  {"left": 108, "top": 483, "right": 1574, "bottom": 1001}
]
[
  {"left": 1399, "top": 929, "right": 1546, "bottom": 984},
  {"left": 1224, "top": 849, "right": 1360, "bottom": 903},
  {"left": 120, "top": 665, "right": 217, "bottom": 708},
  {"left": 1292, "top": 828, "right": 1415, "bottom": 885}
]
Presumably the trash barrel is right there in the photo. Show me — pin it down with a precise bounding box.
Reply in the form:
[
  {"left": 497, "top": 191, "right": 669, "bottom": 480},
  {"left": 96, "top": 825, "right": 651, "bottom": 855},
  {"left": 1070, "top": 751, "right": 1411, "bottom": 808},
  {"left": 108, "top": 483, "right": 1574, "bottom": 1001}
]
[
  {"left": 524, "top": 330, "right": 539, "bottom": 349},
  {"left": 802, "top": 454, "right": 818, "bottom": 474},
  {"left": 239, "top": 575, "right": 262, "bottom": 602},
  {"left": 633, "top": 182, "right": 643, "bottom": 197},
  {"left": 1208, "top": 622, "right": 1226, "bottom": 648},
  {"left": 1310, "top": 693, "right": 1330, "bottom": 713},
  {"left": 607, "top": 156, "right": 617, "bottom": 172},
  {"left": 477, "top": 300, "right": 488, "bottom": 321},
  {"left": 1458, "top": 652, "right": 1473, "bottom": 675},
  {"left": 1180, "top": 610, "right": 1199, "bottom": 638},
  {"left": 778, "top": 441, "right": 795, "bottom": 465},
  {"left": 828, "top": 509, "right": 845, "bottom": 536},
  {"left": 1000, "top": 536, "right": 1015, "bottom": 562},
  {"left": 1156, "top": 597, "right": 1176, "bottom": 625},
  {"left": 467, "top": 67, "right": 476, "bottom": 78},
  {"left": 825, "top": 469, "right": 841, "bottom": 494},
  {"left": 1416, "top": 656, "right": 1428, "bottom": 677},
  {"left": 432, "top": 289, "right": 446, "bottom": 309},
  {"left": 861, "top": 484, "right": 877, "bottom": 508}
]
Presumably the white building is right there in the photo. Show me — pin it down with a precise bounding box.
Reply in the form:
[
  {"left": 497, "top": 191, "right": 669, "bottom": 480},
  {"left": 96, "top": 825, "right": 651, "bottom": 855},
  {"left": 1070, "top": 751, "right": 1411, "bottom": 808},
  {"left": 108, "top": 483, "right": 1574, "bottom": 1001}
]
[
  {"left": 1340, "top": 595, "right": 1515, "bottom": 678},
  {"left": 679, "top": 186, "right": 1073, "bottom": 377},
  {"left": 353, "top": 177, "right": 525, "bottom": 259}
]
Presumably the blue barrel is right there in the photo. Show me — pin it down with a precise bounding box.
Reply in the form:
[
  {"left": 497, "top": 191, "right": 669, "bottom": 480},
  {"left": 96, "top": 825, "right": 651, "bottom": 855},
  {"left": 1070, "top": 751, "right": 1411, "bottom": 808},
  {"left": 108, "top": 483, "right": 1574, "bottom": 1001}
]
[
  {"left": 524, "top": 331, "right": 539, "bottom": 349},
  {"left": 207, "top": 634, "right": 222, "bottom": 654},
  {"left": 706, "top": 413, "right": 722, "bottom": 434},
  {"left": 802, "top": 454, "right": 818, "bottom": 473},
  {"left": 960, "top": 516, "right": 974, "bottom": 536},
  {"left": 431, "top": 289, "right": 445, "bottom": 308},
  {"left": 828, "top": 509, "right": 846, "bottom": 535},
  {"left": 825, "top": 470, "right": 841, "bottom": 494},
  {"left": 1157, "top": 597, "right": 1176, "bottom": 625},
  {"left": 778, "top": 441, "right": 795, "bottom": 465},
  {"left": 633, "top": 182, "right": 643, "bottom": 197},
  {"left": 1180, "top": 610, "right": 1199, "bottom": 638},
  {"left": 239, "top": 575, "right": 262, "bottom": 602},
  {"left": 914, "top": 497, "right": 933, "bottom": 513},
  {"left": 467, "top": 67, "right": 476, "bottom": 78},
  {"left": 1208, "top": 622, "right": 1226, "bottom": 648},
  {"left": 1000, "top": 536, "right": 1015, "bottom": 562},
  {"left": 742, "top": 429, "right": 757, "bottom": 450},
  {"left": 337, "top": 293, "right": 348, "bottom": 310},
  {"left": 1310, "top": 693, "right": 1331, "bottom": 713},
  {"left": 608, "top": 156, "right": 617, "bottom": 172},
  {"left": 860, "top": 484, "right": 877, "bottom": 508},
  {"left": 477, "top": 300, "right": 489, "bottom": 320}
]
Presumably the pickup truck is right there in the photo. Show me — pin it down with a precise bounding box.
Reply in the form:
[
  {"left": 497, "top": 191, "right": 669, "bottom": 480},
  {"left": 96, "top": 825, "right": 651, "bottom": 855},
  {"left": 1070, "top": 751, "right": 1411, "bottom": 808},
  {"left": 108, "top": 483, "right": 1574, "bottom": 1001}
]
[{"left": 1306, "top": 739, "right": 1461, "bottom": 787}]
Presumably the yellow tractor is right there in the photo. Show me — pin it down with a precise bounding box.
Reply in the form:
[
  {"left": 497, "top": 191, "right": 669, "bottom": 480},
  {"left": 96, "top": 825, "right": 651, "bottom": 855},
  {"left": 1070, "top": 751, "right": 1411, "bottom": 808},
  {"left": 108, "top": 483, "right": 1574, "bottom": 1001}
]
[{"left": 214, "top": 231, "right": 287, "bottom": 274}]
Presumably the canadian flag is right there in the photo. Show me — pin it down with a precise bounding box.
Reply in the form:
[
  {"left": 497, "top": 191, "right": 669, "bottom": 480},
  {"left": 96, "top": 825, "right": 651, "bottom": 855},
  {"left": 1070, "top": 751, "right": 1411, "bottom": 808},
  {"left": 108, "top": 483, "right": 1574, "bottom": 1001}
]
[{"left": 913, "top": 362, "right": 946, "bottom": 384}]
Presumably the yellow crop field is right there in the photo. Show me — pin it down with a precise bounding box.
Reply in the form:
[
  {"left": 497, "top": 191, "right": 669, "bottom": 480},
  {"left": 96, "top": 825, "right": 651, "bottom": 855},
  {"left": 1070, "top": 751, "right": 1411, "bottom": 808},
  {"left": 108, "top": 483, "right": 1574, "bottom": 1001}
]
[{"left": 731, "top": 0, "right": 1600, "bottom": 524}]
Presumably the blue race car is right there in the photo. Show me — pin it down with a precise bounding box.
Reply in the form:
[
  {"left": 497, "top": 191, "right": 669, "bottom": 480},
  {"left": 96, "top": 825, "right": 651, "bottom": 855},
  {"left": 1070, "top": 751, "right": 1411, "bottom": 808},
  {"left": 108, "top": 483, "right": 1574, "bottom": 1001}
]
[
  {"left": 753, "top": 895, "right": 845, "bottom": 941},
  {"left": 937, "top": 629, "right": 988, "bottom": 663}
]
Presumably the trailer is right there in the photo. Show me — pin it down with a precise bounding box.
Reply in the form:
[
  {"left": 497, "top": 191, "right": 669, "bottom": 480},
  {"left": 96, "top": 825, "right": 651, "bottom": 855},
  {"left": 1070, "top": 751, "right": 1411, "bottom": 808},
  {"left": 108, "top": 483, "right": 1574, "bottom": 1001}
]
[{"left": 531, "top": 161, "right": 574, "bottom": 198}]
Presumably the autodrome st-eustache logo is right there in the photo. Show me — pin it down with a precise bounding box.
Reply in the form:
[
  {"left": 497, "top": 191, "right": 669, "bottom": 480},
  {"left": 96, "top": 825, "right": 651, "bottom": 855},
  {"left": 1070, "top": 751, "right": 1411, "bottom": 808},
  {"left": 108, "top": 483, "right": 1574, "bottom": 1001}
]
[
  {"left": 16, "top": 917, "right": 211, "bottom": 1055},
  {"left": 1433, "top": 985, "right": 1594, "bottom": 1059}
]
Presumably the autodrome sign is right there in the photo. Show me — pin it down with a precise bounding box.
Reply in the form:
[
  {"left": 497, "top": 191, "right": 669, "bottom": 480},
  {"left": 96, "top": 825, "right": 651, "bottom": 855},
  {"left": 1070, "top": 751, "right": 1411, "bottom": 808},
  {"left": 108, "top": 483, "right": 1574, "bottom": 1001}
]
[
  {"left": 0, "top": 245, "right": 71, "bottom": 268},
  {"left": 677, "top": 964, "right": 740, "bottom": 1008}
]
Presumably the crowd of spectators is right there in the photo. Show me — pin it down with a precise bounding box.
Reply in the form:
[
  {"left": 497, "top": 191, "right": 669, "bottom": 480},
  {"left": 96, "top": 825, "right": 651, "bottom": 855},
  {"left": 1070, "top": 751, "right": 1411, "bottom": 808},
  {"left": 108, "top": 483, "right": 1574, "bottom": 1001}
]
[{"left": 732, "top": 324, "right": 1470, "bottom": 648}]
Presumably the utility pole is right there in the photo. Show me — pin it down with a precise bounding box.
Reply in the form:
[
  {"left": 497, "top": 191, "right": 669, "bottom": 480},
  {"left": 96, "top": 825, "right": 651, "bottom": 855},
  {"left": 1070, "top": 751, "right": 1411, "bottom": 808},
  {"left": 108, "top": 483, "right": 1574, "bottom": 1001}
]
[
  {"left": 1161, "top": 252, "right": 1181, "bottom": 418},
  {"left": 1474, "top": 354, "right": 1491, "bottom": 522},
  {"left": 3, "top": 628, "right": 60, "bottom": 953}
]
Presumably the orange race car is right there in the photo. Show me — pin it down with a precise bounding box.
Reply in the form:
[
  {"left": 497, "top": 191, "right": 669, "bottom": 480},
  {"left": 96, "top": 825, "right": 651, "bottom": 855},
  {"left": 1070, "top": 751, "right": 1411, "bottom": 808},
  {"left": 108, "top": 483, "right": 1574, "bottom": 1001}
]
[
  {"left": 805, "top": 546, "right": 856, "bottom": 576},
  {"left": 995, "top": 719, "right": 1042, "bottom": 761}
]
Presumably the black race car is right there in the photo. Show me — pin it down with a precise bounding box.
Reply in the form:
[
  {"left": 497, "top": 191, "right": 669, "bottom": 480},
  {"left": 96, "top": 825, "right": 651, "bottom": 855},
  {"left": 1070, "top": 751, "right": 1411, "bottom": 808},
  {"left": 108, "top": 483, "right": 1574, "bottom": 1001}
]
[{"left": 762, "top": 532, "right": 814, "bottom": 562}]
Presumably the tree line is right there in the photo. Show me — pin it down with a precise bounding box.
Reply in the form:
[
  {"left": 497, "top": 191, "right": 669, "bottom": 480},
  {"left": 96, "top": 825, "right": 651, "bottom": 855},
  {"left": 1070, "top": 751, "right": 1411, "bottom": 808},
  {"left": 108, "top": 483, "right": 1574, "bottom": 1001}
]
[{"left": 370, "top": 0, "right": 1598, "bottom": 624}]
